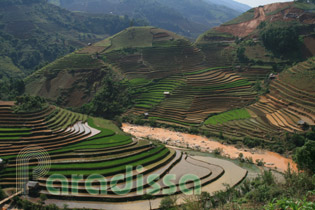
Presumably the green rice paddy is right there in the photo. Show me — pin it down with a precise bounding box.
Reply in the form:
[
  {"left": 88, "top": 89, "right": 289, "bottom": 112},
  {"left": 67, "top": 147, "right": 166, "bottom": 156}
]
[{"left": 204, "top": 108, "right": 251, "bottom": 125}]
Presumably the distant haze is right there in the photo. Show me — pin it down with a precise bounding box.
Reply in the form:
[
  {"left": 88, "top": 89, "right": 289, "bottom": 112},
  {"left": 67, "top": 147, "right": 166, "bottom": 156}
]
[{"left": 233, "top": 0, "right": 293, "bottom": 7}]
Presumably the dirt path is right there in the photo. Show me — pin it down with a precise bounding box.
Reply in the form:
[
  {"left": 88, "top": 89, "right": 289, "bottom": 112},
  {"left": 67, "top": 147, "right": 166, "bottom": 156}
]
[{"left": 122, "top": 123, "right": 297, "bottom": 172}]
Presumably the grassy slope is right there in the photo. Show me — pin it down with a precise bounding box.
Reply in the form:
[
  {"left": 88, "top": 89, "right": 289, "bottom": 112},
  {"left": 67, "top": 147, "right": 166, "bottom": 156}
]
[
  {"left": 221, "top": 8, "right": 255, "bottom": 26},
  {"left": 204, "top": 108, "right": 251, "bottom": 125},
  {"left": 96, "top": 26, "right": 184, "bottom": 53},
  {"left": 24, "top": 27, "right": 191, "bottom": 107},
  {"left": 278, "top": 57, "right": 315, "bottom": 92},
  {"left": 91, "top": 117, "right": 125, "bottom": 135}
]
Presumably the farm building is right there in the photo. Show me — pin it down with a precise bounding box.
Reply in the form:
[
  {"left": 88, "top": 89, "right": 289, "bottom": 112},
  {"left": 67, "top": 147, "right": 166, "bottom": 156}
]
[
  {"left": 297, "top": 120, "right": 306, "bottom": 125},
  {"left": 164, "top": 91, "right": 170, "bottom": 97},
  {"left": 269, "top": 73, "right": 277, "bottom": 80},
  {"left": 27, "top": 181, "right": 39, "bottom": 197}
]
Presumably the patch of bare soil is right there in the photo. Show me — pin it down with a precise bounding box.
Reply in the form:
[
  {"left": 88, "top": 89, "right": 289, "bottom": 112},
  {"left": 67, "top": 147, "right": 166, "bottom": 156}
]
[
  {"left": 215, "top": 2, "right": 296, "bottom": 38},
  {"left": 122, "top": 123, "right": 298, "bottom": 173},
  {"left": 304, "top": 36, "right": 315, "bottom": 56}
]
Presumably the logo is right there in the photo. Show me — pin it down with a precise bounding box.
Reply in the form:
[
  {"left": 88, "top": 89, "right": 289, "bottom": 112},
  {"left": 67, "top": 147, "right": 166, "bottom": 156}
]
[{"left": 16, "top": 147, "right": 201, "bottom": 196}]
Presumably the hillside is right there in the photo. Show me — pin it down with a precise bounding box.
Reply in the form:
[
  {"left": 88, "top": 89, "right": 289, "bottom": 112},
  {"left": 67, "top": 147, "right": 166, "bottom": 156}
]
[
  {"left": 197, "top": 2, "right": 315, "bottom": 59},
  {"left": 49, "top": 0, "right": 245, "bottom": 38},
  {"left": 25, "top": 27, "right": 204, "bottom": 107},
  {"left": 0, "top": 101, "right": 247, "bottom": 205},
  {"left": 0, "top": 0, "right": 143, "bottom": 78},
  {"left": 25, "top": 2, "right": 315, "bottom": 148},
  {"left": 202, "top": 57, "right": 315, "bottom": 148},
  {"left": 1, "top": 3, "right": 315, "bottom": 209}
]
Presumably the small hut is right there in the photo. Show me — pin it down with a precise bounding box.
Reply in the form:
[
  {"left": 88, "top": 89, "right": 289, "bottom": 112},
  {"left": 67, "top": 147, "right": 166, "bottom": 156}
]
[
  {"left": 144, "top": 113, "right": 149, "bottom": 119},
  {"left": 269, "top": 73, "right": 277, "bottom": 80},
  {"left": 297, "top": 120, "right": 306, "bottom": 126},
  {"left": 0, "top": 158, "right": 3, "bottom": 169},
  {"left": 27, "top": 181, "right": 39, "bottom": 197},
  {"left": 164, "top": 91, "right": 170, "bottom": 97},
  {"left": 298, "top": 120, "right": 309, "bottom": 130}
]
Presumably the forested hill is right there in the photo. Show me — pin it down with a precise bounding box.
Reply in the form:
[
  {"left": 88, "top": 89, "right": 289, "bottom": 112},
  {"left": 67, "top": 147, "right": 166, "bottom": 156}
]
[
  {"left": 48, "top": 0, "right": 246, "bottom": 38},
  {"left": 0, "top": 0, "right": 144, "bottom": 78}
]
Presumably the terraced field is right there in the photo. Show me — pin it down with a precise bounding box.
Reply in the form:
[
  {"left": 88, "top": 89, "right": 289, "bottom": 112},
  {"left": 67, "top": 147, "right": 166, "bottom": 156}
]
[
  {"left": 0, "top": 101, "right": 247, "bottom": 202},
  {"left": 127, "top": 67, "right": 257, "bottom": 126},
  {"left": 133, "top": 76, "right": 185, "bottom": 109},
  {"left": 204, "top": 108, "right": 251, "bottom": 125},
  {"left": 23, "top": 25, "right": 314, "bottom": 146},
  {"left": 202, "top": 57, "right": 315, "bottom": 142}
]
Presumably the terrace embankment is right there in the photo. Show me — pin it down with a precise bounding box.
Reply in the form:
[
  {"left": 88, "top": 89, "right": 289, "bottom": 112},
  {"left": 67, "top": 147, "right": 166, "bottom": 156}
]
[{"left": 122, "top": 123, "right": 297, "bottom": 172}]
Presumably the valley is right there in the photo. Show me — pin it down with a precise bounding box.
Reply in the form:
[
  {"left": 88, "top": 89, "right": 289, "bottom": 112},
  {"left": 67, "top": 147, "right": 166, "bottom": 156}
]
[{"left": 0, "top": 1, "right": 315, "bottom": 210}]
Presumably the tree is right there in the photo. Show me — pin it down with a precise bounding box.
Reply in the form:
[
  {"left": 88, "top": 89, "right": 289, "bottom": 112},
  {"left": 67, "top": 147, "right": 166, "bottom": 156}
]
[
  {"left": 306, "top": 131, "right": 315, "bottom": 141},
  {"left": 199, "top": 191, "right": 212, "bottom": 209},
  {"left": 260, "top": 22, "right": 301, "bottom": 56},
  {"left": 291, "top": 134, "right": 306, "bottom": 147},
  {"left": 243, "top": 137, "right": 260, "bottom": 148},
  {"left": 236, "top": 47, "right": 248, "bottom": 62},
  {"left": 0, "top": 187, "right": 5, "bottom": 200},
  {"left": 143, "top": 194, "right": 154, "bottom": 210},
  {"left": 13, "top": 95, "right": 46, "bottom": 113},
  {"left": 159, "top": 196, "right": 177, "bottom": 210},
  {"left": 0, "top": 78, "right": 25, "bottom": 100},
  {"left": 294, "top": 140, "right": 315, "bottom": 174},
  {"left": 39, "top": 194, "right": 47, "bottom": 206},
  {"left": 80, "top": 72, "right": 133, "bottom": 119}
]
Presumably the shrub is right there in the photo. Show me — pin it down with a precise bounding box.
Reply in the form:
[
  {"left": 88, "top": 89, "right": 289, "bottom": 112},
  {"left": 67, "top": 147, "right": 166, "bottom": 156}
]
[
  {"left": 256, "top": 159, "right": 265, "bottom": 166},
  {"left": 243, "top": 137, "right": 260, "bottom": 148},
  {"left": 0, "top": 187, "right": 5, "bottom": 200},
  {"left": 260, "top": 22, "right": 302, "bottom": 56},
  {"left": 291, "top": 134, "right": 306, "bottom": 147},
  {"left": 237, "top": 47, "right": 248, "bottom": 62},
  {"left": 0, "top": 78, "right": 25, "bottom": 100},
  {"left": 80, "top": 72, "right": 133, "bottom": 119},
  {"left": 214, "top": 148, "right": 223, "bottom": 155},
  {"left": 13, "top": 95, "right": 46, "bottom": 113},
  {"left": 264, "top": 195, "right": 315, "bottom": 210},
  {"left": 159, "top": 196, "right": 177, "bottom": 210},
  {"left": 306, "top": 131, "right": 315, "bottom": 141},
  {"left": 294, "top": 140, "right": 315, "bottom": 174}
]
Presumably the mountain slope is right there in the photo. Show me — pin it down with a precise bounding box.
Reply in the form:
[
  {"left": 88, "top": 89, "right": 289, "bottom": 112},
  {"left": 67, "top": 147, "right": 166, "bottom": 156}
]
[
  {"left": 49, "top": 0, "right": 244, "bottom": 38},
  {"left": 196, "top": 2, "right": 315, "bottom": 66},
  {"left": 0, "top": 0, "right": 143, "bottom": 78},
  {"left": 198, "top": 2, "right": 315, "bottom": 39},
  {"left": 202, "top": 57, "right": 315, "bottom": 144},
  {"left": 25, "top": 27, "right": 201, "bottom": 107},
  {"left": 25, "top": 2, "right": 315, "bottom": 145}
]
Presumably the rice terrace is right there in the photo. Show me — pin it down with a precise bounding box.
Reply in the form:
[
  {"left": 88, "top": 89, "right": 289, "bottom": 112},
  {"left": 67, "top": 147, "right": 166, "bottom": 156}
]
[{"left": 0, "top": 0, "right": 315, "bottom": 210}]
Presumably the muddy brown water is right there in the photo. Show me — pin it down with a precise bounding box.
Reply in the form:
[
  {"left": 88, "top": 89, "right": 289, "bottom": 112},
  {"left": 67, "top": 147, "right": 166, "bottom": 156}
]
[{"left": 122, "top": 123, "right": 297, "bottom": 172}]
